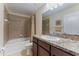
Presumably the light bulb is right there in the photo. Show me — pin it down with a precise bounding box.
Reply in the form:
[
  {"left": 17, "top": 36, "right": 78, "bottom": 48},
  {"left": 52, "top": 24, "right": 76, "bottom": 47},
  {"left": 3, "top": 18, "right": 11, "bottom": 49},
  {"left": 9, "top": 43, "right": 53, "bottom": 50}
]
[
  {"left": 54, "top": 4, "right": 58, "bottom": 8},
  {"left": 58, "top": 3, "right": 64, "bottom": 6},
  {"left": 50, "top": 7, "right": 54, "bottom": 10}
]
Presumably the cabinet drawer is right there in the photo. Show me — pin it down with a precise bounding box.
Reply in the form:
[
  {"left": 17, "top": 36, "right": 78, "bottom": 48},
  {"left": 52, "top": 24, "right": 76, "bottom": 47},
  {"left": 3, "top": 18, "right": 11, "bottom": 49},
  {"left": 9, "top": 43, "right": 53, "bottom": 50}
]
[
  {"left": 38, "top": 40, "right": 50, "bottom": 51},
  {"left": 33, "top": 37, "right": 38, "bottom": 43},
  {"left": 51, "top": 46, "right": 73, "bottom": 56}
]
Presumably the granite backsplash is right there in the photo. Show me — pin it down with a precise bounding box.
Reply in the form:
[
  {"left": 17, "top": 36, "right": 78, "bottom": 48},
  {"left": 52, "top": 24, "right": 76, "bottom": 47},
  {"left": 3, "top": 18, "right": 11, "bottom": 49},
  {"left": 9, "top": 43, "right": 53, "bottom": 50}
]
[
  {"left": 50, "top": 32, "right": 79, "bottom": 41},
  {"left": 61, "top": 34, "right": 79, "bottom": 41}
]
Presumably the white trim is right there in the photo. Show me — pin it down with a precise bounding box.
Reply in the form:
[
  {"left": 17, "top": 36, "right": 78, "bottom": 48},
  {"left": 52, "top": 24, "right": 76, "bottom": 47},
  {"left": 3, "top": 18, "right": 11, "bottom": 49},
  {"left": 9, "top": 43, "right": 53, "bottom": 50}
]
[{"left": 8, "top": 12, "right": 30, "bottom": 18}]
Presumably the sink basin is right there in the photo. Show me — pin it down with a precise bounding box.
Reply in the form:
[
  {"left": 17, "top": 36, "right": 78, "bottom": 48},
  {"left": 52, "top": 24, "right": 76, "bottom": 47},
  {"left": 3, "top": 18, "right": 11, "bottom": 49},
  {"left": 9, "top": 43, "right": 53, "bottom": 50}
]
[
  {"left": 41, "top": 35, "right": 60, "bottom": 41},
  {"left": 48, "top": 37, "right": 60, "bottom": 41}
]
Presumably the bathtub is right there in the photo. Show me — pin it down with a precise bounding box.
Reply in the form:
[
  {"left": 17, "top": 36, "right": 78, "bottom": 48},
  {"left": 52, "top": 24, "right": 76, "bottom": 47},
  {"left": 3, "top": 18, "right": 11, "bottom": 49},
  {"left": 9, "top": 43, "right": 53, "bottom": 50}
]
[{"left": 4, "top": 37, "right": 32, "bottom": 56}]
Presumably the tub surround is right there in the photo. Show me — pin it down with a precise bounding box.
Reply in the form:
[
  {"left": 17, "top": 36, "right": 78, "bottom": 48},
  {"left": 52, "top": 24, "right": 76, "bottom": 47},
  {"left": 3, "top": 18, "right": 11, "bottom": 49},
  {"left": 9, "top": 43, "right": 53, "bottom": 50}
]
[
  {"left": 5, "top": 38, "right": 32, "bottom": 56},
  {"left": 33, "top": 35, "right": 79, "bottom": 56}
]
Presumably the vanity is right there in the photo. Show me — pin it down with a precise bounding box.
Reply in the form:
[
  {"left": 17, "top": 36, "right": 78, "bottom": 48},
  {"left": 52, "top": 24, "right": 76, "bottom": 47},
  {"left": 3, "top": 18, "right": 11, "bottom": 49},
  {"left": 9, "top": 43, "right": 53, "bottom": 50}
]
[
  {"left": 32, "top": 4, "right": 79, "bottom": 56},
  {"left": 33, "top": 35, "right": 79, "bottom": 56}
]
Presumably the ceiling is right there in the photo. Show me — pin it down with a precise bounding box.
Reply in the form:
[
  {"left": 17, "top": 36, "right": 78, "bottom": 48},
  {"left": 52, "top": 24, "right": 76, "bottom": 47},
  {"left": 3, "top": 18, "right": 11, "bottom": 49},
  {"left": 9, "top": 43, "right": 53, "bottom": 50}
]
[{"left": 6, "top": 3, "right": 45, "bottom": 16}]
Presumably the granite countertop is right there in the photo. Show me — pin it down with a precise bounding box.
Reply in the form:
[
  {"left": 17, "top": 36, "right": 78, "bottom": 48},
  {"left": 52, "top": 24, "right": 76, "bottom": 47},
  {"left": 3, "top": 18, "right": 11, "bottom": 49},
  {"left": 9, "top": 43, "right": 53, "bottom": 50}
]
[{"left": 34, "top": 35, "right": 79, "bottom": 56}]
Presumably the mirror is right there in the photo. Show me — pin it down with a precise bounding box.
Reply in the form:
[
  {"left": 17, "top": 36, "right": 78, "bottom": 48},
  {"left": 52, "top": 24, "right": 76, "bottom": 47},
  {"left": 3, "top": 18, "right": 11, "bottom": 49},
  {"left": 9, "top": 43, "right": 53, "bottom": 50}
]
[
  {"left": 42, "top": 3, "right": 79, "bottom": 35},
  {"left": 63, "top": 12, "right": 79, "bottom": 35},
  {"left": 42, "top": 16, "right": 50, "bottom": 35}
]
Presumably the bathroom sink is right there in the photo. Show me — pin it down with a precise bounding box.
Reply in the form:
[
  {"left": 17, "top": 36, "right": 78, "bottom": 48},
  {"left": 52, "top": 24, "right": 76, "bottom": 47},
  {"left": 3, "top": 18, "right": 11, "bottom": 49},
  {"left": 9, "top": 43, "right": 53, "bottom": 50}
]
[
  {"left": 41, "top": 35, "right": 60, "bottom": 41},
  {"left": 47, "top": 37, "right": 60, "bottom": 41}
]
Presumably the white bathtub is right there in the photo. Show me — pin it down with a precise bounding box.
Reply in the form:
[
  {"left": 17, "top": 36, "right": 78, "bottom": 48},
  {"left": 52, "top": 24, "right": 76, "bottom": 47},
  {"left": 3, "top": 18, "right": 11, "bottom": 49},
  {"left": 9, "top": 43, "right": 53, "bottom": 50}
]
[{"left": 4, "top": 37, "right": 32, "bottom": 56}]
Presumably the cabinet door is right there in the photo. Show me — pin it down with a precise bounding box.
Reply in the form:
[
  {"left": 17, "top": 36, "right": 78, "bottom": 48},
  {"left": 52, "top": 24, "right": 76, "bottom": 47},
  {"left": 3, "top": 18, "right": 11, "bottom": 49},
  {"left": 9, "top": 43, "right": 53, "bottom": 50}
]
[
  {"left": 33, "top": 37, "right": 38, "bottom": 43},
  {"left": 38, "top": 40, "right": 50, "bottom": 51},
  {"left": 33, "top": 42, "right": 38, "bottom": 56},
  {"left": 38, "top": 46, "right": 49, "bottom": 56},
  {"left": 51, "top": 46, "right": 73, "bottom": 56}
]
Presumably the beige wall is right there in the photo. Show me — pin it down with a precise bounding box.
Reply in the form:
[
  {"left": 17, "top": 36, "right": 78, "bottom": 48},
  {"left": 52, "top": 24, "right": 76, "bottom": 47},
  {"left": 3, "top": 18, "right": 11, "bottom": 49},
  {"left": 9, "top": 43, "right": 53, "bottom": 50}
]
[
  {"left": 35, "top": 4, "right": 55, "bottom": 35},
  {"left": 31, "top": 16, "right": 35, "bottom": 41},
  {"left": 36, "top": 11, "right": 42, "bottom": 35},
  {"left": 35, "top": 4, "right": 47, "bottom": 35},
  {"left": 4, "top": 20, "right": 9, "bottom": 44},
  {"left": 8, "top": 14, "right": 31, "bottom": 40},
  {"left": 0, "top": 3, "right": 4, "bottom": 48}
]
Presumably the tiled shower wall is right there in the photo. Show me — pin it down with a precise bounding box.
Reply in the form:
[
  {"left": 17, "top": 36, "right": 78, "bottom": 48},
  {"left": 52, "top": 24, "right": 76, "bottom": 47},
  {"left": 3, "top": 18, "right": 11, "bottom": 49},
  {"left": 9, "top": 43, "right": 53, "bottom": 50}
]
[
  {"left": 4, "top": 7, "right": 9, "bottom": 44},
  {"left": 8, "top": 14, "right": 31, "bottom": 40}
]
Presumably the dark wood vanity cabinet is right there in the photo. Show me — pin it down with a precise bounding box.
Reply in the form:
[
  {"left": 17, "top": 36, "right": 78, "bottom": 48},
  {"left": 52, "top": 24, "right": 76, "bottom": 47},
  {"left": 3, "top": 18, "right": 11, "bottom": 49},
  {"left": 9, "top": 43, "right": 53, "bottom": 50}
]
[
  {"left": 33, "top": 37, "right": 74, "bottom": 56},
  {"left": 38, "top": 40, "right": 50, "bottom": 56},
  {"left": 33, "top": 43, "right": 38, "bottom": 56},
  {"left": 33, "top": 37, "right": 38, "bottom": 56},
  {"left": 33, "top": 37, "right": 50, "bottom": 56},
  {"left": 51, "top": 46, "right": 73, "bottom": 56},
  {"left": 38, "top": 46, "right": 49, "bottom": 56}
]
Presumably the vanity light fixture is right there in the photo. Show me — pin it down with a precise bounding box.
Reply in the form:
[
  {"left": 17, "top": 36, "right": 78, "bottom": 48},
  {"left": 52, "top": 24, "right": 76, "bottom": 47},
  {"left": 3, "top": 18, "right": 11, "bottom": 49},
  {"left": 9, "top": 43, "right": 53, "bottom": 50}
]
[
  {"left": 50, "top": 4, "right": 58, "bottom": 10},
  {"left": 54, "top": 4, "right": 58, "bottom": 8},
  {"left": 50, "top": 3, "right": 64, "bottom": 11},
  {"left": 58, "top": 3, "right": 64, "bottom": 6},
  {"left": 50, "top": 7, "right": 54, "bottom": 10}
]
